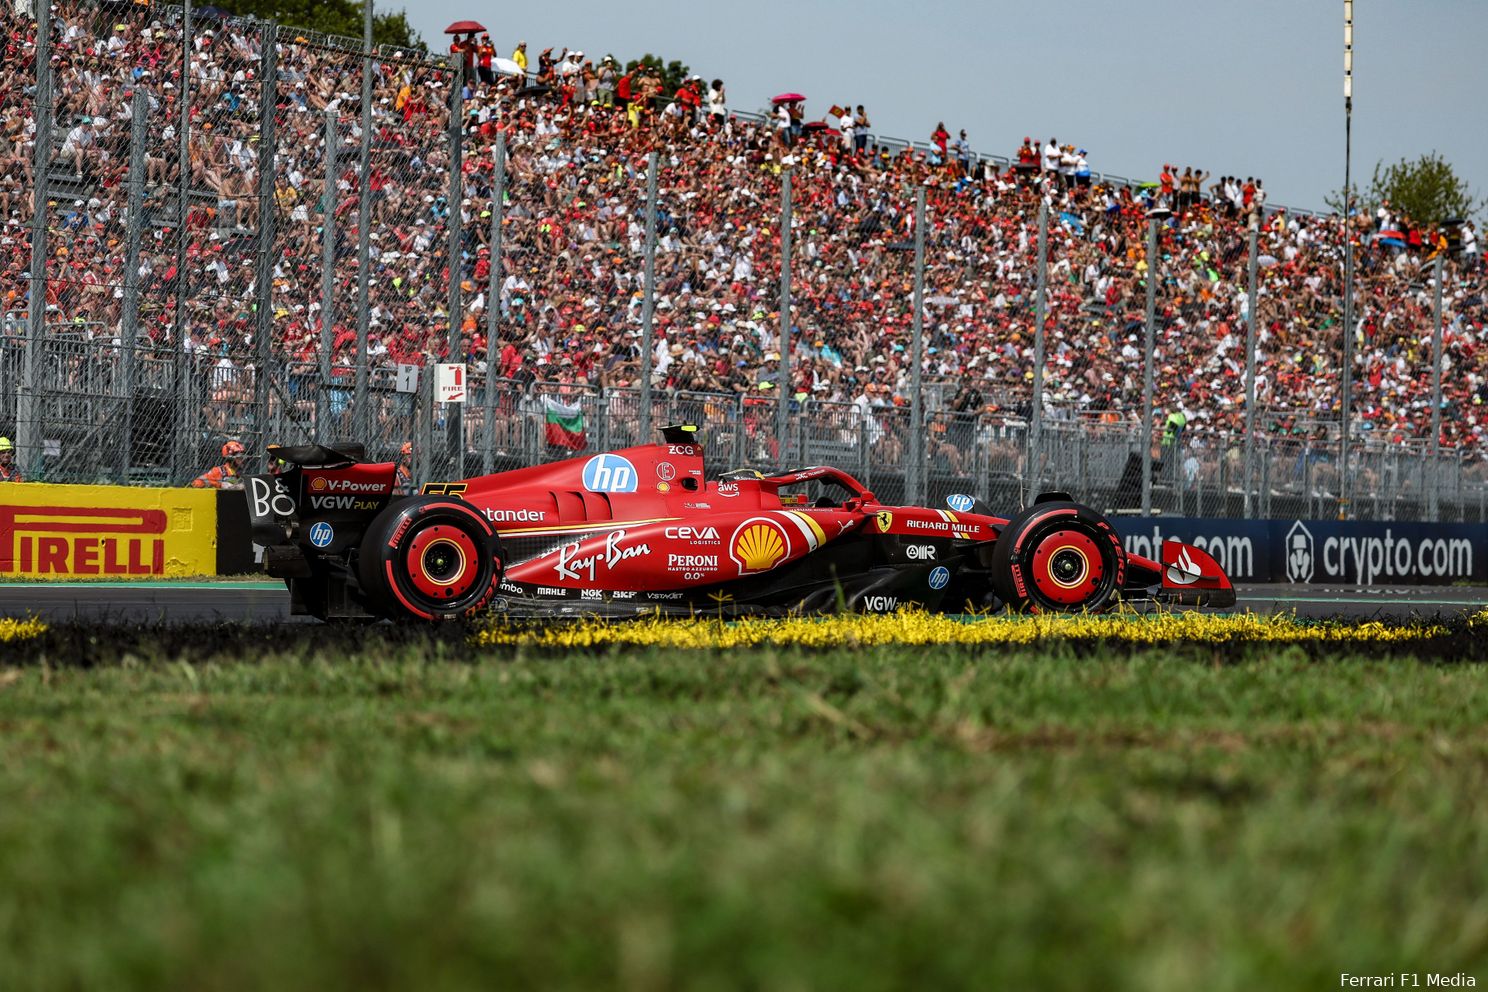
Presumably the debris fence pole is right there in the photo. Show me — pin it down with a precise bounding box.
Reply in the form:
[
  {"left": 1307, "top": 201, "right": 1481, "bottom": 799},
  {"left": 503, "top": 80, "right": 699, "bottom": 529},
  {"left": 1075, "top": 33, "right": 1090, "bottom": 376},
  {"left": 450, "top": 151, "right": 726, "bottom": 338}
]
[
  {"left": 482, "top": 132, "right": 505, "bottom": 475},
  {"left": 1140, "top": 215, "right": 1159, "bottom": 517},
  {"left": 20, "top": 0, "right": 53, "bottom": 480},
  {"left": 776, "top": 168, "right": 792, "bottom": 464},
  {"left": 638, "top": 150, "right": 658, "bottom": 441},
  {"left": 1243, "top": 221, "right": 1259, "bottom": 516},
  {"left": 169, "top": 0, "right": 195, "bottom": 482},
  {"left": 318, "top": 109, "right": 337, "bottom": 438},
  {"left": 251, "top": 23, "right": 278, "bottom": 466},
  {"left": 118, "top": 90, "right": 149, "bottom": 484},
  {"left": 444, "top": 56, "right": 464, "bottom": 478},
  {"left": 909, "top": 185, "right": 927, "bottom": 505},
  {"left": 1028, "top": 196, "right": 1049, "bottom": 505},
  {"left": 352, "top": 0, "right": 373, "bottom": 442},
  {"left": 1430, "top": 251, "right": 1445, "bottom": 522}
]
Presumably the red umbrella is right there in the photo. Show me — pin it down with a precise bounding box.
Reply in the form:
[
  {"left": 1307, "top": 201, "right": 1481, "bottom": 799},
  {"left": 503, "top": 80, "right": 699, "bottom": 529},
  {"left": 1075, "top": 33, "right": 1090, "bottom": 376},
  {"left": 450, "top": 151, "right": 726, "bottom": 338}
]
[
  {"left": 444, "top": 20, "right": 486, "bottom": 34},
  {"left": 771, "top": 92, "right": 806, "bottom": 104}
]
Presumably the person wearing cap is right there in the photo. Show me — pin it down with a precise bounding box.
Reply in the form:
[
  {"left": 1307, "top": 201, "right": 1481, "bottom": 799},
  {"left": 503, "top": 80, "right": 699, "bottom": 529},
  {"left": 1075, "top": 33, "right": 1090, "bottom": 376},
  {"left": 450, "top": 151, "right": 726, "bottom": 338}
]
[
  {"left": 192, "top": 440, "right": 247, "bottom": 490},
  {"left": 0, "top": 437, "right": 22, "bottom": 483}
]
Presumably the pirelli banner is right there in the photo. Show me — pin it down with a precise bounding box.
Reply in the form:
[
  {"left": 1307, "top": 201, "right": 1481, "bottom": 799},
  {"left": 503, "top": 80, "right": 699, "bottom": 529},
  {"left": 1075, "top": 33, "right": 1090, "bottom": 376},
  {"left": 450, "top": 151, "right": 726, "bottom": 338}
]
[
  {"left": 0, "top": 483, "right": 218, "bottom": 579},
  {"left": 1115, "top": 517, "right": 1486, "bottom": 586}
]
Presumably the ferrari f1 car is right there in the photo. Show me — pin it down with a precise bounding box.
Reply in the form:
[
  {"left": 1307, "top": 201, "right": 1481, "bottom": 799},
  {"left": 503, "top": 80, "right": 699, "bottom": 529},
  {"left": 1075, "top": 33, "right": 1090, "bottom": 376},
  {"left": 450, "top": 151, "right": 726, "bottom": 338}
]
[{"left": 245, "top": 426, "right": 1235, "bottom": 622}]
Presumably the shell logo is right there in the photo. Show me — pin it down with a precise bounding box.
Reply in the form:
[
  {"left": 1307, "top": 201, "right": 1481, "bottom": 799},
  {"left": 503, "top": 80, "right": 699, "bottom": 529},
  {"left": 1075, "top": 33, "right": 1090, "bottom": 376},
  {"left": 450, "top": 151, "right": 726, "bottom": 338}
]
[
  {"left": 310, "top": 476, "right": 327, "bottom": 491},
  {"left": 729, "top": 518, "right": 791, "bottom": 574}
]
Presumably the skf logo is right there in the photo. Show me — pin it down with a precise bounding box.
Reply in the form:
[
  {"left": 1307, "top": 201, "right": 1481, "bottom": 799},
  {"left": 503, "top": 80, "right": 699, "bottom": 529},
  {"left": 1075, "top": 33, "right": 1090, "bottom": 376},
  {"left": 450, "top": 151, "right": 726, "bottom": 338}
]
[
  {"left": 729, "top": 517, "right": 791, "bottom": 574},
  {"left": 876, "top": 511, "right": 893, "bottom": 533},
  {"left": 421, "top": 482, "right": 468, "bottom": 497},
  {"left": 0, "top": 505, "right": 167, "bottom": 575},
  {"left": 1285, "top": 520, "right": 1315, "bottom": 583}
]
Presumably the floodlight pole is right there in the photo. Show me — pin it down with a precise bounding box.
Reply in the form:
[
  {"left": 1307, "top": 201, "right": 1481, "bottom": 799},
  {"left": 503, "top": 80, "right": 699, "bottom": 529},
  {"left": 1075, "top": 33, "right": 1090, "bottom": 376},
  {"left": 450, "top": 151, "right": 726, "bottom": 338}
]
[{"left": 1340, "top": 0, "right": 1355, "bottom": 519}]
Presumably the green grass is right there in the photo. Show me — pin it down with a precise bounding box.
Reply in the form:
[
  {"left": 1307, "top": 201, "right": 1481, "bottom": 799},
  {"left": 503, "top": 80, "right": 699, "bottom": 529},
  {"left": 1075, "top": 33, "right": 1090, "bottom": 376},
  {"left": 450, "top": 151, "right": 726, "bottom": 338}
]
[{"left": 1, "top": 635, "right": 1486, "bottom": 990}]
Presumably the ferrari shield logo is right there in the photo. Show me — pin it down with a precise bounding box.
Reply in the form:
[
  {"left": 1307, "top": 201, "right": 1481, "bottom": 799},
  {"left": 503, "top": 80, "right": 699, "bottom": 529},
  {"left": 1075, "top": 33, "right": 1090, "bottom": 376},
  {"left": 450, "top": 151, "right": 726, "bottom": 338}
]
[{"left": 876, "top": 511, "right": 893, "bottom": 533}]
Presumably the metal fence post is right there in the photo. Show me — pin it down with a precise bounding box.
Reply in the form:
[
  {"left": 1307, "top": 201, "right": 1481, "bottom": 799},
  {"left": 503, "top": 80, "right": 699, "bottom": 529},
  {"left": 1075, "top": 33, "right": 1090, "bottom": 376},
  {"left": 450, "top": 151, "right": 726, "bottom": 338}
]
[
  {"left": 445, "top": 55, "right": 464, "bottom": 479},
  {"left": 171, "top": 0, "right": 193, "bottom": 483},
  {"left": 776, "top": 167, "right": 792, "bottom": 465},
  {"left": 1243, "top": 221, "right": 1259, "bottom": 516},
  {"left": 20, "top": 0, "right": 53, "bottom": 480},
  {"left": 352, "top": 0, "right": 374, "bottom": 442},
  {"left": 639, "top": 150, "right": 658, "bottom": 441},
  {"left": 318, "top": 109, "right": 337, "bottom": 440},
  {"left": 252, "top": 23, "right": 278, "bottom": 465},
  {"left": 118, "top": 90, "right": 149, "bottom": 484},
  {"left": 1140, "top": 215, "right": 1159, "bottom": 516},
  {"left": 483, "top": 132, "right": 505, "bottom": 475},
  {"left": 909, "top": 185, "right": 926, "bottom": 504},
  {"left": 1340, "top": 219, "right": 1355, "bottom": 519},
  {"left": 1028, "top": 196, "right": 1049, "bottom": 506},
  {"left": 1430, "top": 251, "right": 1445, "bottom": 522}
]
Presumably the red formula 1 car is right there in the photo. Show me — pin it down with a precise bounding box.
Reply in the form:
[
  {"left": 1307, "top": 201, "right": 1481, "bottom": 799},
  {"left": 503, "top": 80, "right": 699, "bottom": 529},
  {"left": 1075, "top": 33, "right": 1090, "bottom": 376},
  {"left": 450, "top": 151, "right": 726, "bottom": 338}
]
[{"left": 245, "top": 426, "right": 1234, "bottom": 622}]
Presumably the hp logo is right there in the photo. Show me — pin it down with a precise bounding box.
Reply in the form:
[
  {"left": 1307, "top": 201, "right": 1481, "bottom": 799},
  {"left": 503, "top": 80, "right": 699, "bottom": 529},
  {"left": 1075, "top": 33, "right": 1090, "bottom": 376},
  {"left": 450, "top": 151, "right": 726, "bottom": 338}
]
[
  {"left": 946, "top": 494, "right": 975, "bottom": 513},
  {"left": 582, "top": 454, "right": 638, "bottom": 494},
  {"left": 928, "top": 566, "right": 950, "bottom": 590},
  {"left": 308, "top": 521, "right": 335, "bottom": 548}
]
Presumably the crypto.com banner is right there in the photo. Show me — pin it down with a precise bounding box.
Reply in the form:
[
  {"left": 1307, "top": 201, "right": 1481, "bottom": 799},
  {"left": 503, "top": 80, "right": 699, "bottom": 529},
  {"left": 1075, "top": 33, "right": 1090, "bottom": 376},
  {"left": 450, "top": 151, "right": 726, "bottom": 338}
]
[{"left": 1114, "top": 518, "right": 1484, "bottom": 585}]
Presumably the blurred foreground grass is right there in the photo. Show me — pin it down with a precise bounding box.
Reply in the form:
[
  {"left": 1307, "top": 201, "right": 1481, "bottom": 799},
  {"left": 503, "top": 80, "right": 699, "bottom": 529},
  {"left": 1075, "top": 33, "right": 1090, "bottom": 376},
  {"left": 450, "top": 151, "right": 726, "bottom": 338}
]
[{"left": 0, "top": 635, "right": 1486, "bottom": 991}]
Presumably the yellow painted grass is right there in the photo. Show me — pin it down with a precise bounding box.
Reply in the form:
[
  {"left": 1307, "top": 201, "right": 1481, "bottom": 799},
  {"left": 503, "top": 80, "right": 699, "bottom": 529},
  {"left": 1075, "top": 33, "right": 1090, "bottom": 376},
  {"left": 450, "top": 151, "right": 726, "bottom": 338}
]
[
  {"left": 473, "top": 610, "right": 1455, "bottom": 650},
  {"left": 0, "top": 617, "right": 47, "bottom": 644}
]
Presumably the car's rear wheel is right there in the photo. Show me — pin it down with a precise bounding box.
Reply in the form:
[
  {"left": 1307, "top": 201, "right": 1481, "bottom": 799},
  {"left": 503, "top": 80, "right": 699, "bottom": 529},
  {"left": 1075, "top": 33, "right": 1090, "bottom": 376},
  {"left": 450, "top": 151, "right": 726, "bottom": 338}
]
[
  {"left": 357, "top": 496, "right": 505, "bottom": 621},
  {"left": 990, "top": 500, "right": 1126, "bottom": 613}
]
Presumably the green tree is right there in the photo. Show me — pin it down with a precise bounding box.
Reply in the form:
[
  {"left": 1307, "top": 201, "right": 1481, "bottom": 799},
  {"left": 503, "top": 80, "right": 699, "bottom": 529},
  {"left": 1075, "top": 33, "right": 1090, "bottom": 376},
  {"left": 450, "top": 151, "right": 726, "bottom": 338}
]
[
  {"left": 217, "top": 0, "right": 422, "bottom": 50},
  {"left": 1324, "top": 151, "right": 1483, "bottom": 226},
  {"left": 623, "top": 54, "right": 691, "bottom": 97}
]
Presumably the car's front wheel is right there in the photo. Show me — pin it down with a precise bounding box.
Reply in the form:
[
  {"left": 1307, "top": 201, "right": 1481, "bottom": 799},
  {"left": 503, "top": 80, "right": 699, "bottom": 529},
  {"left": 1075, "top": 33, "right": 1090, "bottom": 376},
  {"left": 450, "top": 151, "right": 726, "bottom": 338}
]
[
  {"left": 990, "top": 500, "right": 1126, "bottom": 613},
  {"left": 357, "top": 496, "right": 505, "bottom": 621}
]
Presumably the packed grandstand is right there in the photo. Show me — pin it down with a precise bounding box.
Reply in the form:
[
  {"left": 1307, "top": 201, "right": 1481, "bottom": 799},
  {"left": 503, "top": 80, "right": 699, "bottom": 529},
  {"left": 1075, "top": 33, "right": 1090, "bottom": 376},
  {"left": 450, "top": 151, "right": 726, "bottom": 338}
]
[{"left": 1, "top": 0, "right": 1485, "bottom": 459}]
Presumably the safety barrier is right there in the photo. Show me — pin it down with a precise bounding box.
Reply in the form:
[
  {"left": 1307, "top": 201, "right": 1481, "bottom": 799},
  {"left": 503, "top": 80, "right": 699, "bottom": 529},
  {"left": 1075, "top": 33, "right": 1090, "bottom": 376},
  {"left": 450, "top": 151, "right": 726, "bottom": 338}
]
[{"left": 1114, "top": 517, "right": 1486, "bottom": 586}]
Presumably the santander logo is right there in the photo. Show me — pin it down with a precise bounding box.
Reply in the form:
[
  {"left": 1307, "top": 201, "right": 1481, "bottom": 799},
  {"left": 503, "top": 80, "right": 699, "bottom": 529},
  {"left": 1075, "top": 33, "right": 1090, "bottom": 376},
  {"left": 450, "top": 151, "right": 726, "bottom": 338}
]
[{"left": 1165, "top": 546, "right": 1201, "bottom": 586}]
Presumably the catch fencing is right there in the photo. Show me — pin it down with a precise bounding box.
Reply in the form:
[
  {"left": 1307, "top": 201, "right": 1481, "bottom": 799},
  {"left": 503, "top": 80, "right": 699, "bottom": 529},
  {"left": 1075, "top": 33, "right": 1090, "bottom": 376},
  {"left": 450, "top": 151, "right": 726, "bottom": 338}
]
[{"left": 3, "top": 0, "right": 1485, "bottom": 523}]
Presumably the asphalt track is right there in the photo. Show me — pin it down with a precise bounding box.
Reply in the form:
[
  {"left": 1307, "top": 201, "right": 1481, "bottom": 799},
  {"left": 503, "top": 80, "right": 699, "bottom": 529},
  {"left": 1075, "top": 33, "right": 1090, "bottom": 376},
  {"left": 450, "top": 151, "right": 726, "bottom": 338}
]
[{"left": 0, "top": 582, "right": 1483, "bottom": 624}]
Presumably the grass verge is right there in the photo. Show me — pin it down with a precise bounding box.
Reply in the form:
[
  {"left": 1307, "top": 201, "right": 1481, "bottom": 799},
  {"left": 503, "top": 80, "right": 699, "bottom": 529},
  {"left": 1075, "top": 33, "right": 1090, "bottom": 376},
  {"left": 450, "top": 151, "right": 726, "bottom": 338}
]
[{"left": 0, "top": 628, "right": 1484, "bottom": 990}]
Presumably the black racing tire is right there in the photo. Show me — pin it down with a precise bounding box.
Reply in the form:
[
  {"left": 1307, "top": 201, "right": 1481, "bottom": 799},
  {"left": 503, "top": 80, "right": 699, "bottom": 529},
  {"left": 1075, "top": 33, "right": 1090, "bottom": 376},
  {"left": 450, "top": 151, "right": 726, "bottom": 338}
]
[
  {"left": 990, "top": 500, "right": 1126, "bottom": 613},
  {"left": 357, "top": 496, "right": 505, "bottom": 622}
]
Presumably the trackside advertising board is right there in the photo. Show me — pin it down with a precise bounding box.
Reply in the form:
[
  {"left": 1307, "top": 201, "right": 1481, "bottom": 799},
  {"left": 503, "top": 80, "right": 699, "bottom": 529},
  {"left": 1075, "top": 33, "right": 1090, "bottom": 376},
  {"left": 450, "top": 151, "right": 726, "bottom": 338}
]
[
  {"left": 0, "top": 483, "right": 217, "bottom": 579},
  {"left": 1116, "top": 518, "right": 1485, "bottom": 586}
]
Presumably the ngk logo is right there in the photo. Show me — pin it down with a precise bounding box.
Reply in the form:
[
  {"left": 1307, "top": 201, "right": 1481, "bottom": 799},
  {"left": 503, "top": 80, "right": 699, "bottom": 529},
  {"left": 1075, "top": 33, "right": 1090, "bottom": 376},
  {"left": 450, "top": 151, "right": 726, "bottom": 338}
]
[{"left": 0, "top": 505, "right": 167, "bottom": 575}]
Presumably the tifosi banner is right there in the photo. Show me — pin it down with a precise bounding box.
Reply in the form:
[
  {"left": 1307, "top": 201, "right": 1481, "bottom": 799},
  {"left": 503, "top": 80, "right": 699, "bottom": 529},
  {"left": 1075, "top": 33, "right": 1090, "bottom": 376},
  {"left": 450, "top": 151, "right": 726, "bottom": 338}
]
[
  {"left": 1115, "top": 518, "right": 1484, "bottom": 585},
  {"left": 0, "top": 483, "right": 217, "bottom": 579}
]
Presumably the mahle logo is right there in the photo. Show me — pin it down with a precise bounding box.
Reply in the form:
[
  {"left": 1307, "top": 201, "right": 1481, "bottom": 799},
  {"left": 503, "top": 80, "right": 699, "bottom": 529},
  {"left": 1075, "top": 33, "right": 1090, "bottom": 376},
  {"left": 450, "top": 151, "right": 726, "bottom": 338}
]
[{"left": 1286, "top": 520, "right": 1315, "bottom": 583}]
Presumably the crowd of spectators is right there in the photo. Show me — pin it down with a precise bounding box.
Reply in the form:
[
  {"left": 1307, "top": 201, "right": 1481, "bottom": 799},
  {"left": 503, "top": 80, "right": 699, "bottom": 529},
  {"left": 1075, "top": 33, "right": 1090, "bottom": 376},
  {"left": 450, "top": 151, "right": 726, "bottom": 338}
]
[{"left": 2, "top": 0, "right": 1486, "bottom": 460}]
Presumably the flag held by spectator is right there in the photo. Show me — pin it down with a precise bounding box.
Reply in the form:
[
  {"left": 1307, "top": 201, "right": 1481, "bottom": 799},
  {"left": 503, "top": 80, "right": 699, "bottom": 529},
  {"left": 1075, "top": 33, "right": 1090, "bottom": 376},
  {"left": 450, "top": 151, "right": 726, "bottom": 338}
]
[{"left": 544, "top": 397, "right": 586, "bottom": 450}]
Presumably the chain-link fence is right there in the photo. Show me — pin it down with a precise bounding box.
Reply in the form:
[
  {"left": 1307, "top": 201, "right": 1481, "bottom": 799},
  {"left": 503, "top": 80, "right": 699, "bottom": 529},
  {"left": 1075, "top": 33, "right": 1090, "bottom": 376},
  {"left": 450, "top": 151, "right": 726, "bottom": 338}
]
[{"left": 4, "top": 0, "right": 1487, "bottom": 522}]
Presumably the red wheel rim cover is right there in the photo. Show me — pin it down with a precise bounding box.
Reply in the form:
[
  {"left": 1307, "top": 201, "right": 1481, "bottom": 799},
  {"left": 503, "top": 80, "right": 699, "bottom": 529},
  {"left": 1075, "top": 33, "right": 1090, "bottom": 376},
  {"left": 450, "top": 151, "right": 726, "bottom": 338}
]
[
  {"left": 404, "top": 524, "right": 480, "bottom": 601},
  {"left": 1028, "top": 529, "right": 1104, "bottom": 606}
]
